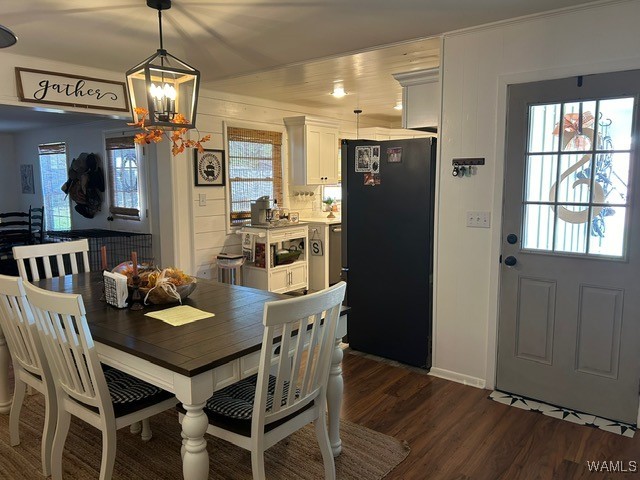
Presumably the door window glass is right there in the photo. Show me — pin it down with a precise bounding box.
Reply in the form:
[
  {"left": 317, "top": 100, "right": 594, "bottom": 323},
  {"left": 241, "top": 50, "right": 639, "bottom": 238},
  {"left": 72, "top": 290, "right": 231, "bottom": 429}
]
[{"left": 522, "top": 97, "right": 634, "bottom": 258}]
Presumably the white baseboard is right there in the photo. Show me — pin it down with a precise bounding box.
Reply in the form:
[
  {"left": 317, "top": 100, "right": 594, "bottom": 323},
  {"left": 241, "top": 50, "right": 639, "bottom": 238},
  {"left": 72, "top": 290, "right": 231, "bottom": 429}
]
[{"left": 429, "top": 367, "right": 486, "bottom": 389}]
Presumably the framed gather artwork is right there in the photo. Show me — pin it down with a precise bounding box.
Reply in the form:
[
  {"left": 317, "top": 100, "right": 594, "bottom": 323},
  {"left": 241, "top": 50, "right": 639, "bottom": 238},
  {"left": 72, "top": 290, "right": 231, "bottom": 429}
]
[{"left": 194, "top": 149, "right": 225, "bottom": 186}]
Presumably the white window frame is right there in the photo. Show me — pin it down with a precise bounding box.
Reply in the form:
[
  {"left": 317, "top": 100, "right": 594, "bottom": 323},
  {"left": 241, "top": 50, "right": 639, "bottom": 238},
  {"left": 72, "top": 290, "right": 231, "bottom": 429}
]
[
  {"left": 103, "top": 129, "right": 150, "bottom": 233},
  {"left": 38, "top": 142, "right": 71, "bottom": 232}
]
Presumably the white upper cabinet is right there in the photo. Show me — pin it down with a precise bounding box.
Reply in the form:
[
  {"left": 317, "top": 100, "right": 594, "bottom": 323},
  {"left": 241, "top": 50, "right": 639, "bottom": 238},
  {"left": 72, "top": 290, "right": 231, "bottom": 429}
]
[
  {"left": 284, "top": 116, "right": 339, "bottom": 185},
  {"left": 393, "top": 68, "right": 440, "bottom": 130}
]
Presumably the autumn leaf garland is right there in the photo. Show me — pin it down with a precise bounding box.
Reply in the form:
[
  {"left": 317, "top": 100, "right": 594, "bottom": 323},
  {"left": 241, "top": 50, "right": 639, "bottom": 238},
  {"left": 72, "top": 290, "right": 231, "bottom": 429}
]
[{"left": 128, "top": 107, "right": 211, "bottom": 155}]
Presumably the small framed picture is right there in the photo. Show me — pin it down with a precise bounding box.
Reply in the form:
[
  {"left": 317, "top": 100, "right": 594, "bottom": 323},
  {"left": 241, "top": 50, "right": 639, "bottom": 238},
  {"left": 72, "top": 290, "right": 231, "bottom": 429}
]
[
  {"left": 289, "top": 212, "right": 300, "bottom": 223},
  {"left": 355, "top": 146, "right": 372, "bottom": 172},
  {"left": 194, "top": 149, "right": 225, "bottom": 186},
  {"left": 20, "top": 164, "right": 35, "bottom": 194}
]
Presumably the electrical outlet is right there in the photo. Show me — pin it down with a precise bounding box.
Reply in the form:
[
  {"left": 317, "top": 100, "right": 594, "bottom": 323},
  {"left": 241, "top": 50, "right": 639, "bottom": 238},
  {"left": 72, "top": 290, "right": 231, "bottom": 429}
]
[
  {"left": 466, "top": 211, "right": 491, "bottom": 228},
  {"left": 198, "top": 194, "right": 207, "bottom": 207}
]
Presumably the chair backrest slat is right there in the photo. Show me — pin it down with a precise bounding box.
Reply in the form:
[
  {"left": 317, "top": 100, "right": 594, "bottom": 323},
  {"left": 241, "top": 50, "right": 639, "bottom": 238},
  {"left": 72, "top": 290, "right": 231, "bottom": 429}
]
[
  {"left": 0, "top": 275, "right": 43, "bottom": 377},
  {"left": 252, "top": 282, "right": 346, "bottom": 430},
  {"left": 301, "top": 312, "right": 322, "bottom": 397},
  {"left": 286, "top": 317, "right": 309, "bottom": 405},
  {"left": 13, "top": 239, "right": 90, "bottom": 282},
  {"left": 271, "top": 322, "right": 293, "bottom": 415},
  {"left": 56, "top": 254, "right": 67, "bottom": 276},
  {"left": 63, "top": 313, "right": 95, "bottom": 398},
  {"left": 29, "top": 206, "right": 44, "bottom": 244},
  {"left": 24, "top": 281, "right": 110, "bottom": 410}
]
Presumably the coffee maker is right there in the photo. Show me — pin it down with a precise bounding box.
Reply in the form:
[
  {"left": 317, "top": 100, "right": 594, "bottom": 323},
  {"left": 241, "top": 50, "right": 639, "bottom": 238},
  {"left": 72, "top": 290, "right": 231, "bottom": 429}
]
[{"left": 250, "top": 196, "right": 271, "bottom": 225}]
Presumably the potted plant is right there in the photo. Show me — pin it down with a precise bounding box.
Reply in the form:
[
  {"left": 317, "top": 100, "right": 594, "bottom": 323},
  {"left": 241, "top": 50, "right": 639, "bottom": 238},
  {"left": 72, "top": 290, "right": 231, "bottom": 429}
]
[{"left": 323, "top": 197, "right": 336, "bottom": 218}]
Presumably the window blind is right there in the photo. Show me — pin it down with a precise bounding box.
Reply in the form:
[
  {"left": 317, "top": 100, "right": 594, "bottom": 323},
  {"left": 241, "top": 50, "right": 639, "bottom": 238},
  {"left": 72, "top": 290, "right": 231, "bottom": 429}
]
[
  {"left": 38, "top": 142, "right": 66, "bottom": 155},
  {"left": 227, "top": 127, "right": 283, "bottom": 226}
]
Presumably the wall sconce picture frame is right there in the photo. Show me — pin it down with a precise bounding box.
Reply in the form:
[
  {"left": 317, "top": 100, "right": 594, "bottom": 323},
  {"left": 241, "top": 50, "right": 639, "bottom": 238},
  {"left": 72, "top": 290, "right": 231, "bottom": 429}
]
[{"left": 194, "top": 149, "right": 225, "bottom": 187}]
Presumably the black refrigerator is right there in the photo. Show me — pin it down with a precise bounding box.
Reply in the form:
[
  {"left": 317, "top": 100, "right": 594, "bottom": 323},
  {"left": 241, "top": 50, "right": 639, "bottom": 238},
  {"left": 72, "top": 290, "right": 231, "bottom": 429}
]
[{"left": 341, "top": 138, "right": 436, "bottom": 369}]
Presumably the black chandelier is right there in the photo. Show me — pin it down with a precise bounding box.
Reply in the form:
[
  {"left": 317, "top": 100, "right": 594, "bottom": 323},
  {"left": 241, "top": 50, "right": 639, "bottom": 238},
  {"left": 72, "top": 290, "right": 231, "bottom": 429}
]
[{"left": 126, "top": 0, "right": 200, "bottom": 129}]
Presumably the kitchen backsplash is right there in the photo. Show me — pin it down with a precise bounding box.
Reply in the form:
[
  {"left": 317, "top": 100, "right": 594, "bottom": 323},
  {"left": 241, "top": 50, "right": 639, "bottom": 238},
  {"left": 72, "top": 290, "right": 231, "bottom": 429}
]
[{"left": 286, "top": 184, "right": 341, "bottom": 217}]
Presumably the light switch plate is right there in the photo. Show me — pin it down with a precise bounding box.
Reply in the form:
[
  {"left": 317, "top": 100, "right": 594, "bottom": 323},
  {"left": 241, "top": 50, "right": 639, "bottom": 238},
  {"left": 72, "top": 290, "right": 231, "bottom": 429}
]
[
  {"left": 467, "top": 211, "right": 491, "bottom": 228},
  {"left": 198, "top": 194, "right": 207, "bottom": 207}
]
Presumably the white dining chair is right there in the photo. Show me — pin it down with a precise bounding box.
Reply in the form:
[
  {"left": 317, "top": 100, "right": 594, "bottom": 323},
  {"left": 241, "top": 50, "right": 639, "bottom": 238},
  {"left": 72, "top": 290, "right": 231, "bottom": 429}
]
[
  {"left": 0, "top": 274, "right": 56, "bottom": 476},
  {"left": 23, "top": 281, "right": 177, "bottom": 480},
  {"left": 13, "top": 238, "right": 90, "bottom": 281},
  {"left": 180, "top": 281, "right": 346, "bottom": 480}
]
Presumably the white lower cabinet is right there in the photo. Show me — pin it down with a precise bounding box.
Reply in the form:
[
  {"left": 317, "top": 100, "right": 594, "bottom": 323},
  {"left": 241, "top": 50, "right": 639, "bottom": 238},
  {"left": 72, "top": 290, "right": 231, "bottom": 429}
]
[{"left": 268, "top": 262, "right": 308, "bottom": 293}]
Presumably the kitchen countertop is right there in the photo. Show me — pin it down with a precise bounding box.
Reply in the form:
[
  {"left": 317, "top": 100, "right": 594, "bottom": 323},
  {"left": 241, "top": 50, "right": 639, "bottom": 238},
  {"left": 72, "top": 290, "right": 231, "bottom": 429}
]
[
  {"left": 245, "top": 222, "right": 309, "bottom": 229},
  {"left": 300, "top": 215, "right": 341, "bottom": 225}
]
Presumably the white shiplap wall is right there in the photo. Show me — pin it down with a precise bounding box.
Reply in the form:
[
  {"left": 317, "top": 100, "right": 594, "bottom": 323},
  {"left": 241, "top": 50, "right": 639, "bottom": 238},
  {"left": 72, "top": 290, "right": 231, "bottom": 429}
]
[
  {"left": 434, "top": 0, "right": 640, "bottom": 388},
  {"left": 186, "top": 92, "right": 363, "bottom": 279}
]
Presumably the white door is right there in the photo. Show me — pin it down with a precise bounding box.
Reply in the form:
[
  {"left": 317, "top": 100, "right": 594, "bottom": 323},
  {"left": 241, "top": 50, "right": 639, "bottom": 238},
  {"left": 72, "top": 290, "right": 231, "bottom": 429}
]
[{"left": 497, "top": 71, "right": 640, "bottom": 424}]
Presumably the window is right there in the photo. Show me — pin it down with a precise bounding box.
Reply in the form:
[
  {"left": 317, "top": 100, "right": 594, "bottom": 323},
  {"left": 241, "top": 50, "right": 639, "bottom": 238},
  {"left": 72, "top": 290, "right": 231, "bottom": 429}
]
[
  {"left": 322, "top": 185, "right": 342, "bottom": 203},
  {"left": 227, "top": 126, "right": 283, "bottom": 226},
  {"left": 523, "top": 97, "right": 633, "bottom": 257},
  {"left": 105, "top": 134, "right": 142, "bottom": 220},
  {"left": 38, "top": 142, "right": 71, "bottom": 231}
]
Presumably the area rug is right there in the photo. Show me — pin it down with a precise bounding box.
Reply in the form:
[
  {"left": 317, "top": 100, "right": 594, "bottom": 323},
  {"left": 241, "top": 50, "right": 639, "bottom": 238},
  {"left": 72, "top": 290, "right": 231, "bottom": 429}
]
[{"left": 0, "top": 393, "right": 409, "bottom": 479}]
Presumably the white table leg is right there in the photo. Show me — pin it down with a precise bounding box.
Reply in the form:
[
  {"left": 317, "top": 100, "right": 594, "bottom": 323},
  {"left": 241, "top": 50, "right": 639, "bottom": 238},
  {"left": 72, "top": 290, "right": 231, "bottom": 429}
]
[
  {"left": 180, "top": 401, "right": 209, "bottom": 480},
  {"left": 0, "top": 327, "right": 11, "bottom": 414},
  {"left": 327, "top": 337, "right": 343, "bottom": 456}
]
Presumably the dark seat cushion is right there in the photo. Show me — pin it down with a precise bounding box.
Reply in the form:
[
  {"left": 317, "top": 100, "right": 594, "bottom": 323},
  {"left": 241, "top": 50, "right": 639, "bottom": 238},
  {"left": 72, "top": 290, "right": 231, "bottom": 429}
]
[
  {"left": 74, "top": 365, "right": 174, "bottom": 418},
  {"left": 177, "top": 374, "right": 313, "bottom": 437},
  {"left": 206, "top": 374, "right": 292, "bottom": 420}
]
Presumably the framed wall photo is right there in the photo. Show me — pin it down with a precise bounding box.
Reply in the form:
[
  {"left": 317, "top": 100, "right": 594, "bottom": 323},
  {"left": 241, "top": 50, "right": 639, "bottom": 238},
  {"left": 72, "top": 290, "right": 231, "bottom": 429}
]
[
  {"left": 194, "top": 149, "right": 225, "bottom": 186},
  {"left": 20, "top": 164, "right": 35, "bottom": 194}
]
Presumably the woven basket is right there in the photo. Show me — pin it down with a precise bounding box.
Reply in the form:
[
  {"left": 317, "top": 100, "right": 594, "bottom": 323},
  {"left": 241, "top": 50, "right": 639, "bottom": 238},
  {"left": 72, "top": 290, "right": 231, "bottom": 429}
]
[{"left": 140, "top": 279, "right": 197, "bottom": 305}]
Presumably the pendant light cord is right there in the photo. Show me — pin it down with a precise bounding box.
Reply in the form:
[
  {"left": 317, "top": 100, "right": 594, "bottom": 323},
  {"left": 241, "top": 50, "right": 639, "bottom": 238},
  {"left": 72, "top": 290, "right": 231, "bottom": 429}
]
[
  {"left": 158, "top": 8, "right": 164, "bottom": 51},
  {"left": 157, "top": 8, "right": 165, "bottom": 69},
  {"left": 354, "top": 109, "right": 362, "bottom": 138}
]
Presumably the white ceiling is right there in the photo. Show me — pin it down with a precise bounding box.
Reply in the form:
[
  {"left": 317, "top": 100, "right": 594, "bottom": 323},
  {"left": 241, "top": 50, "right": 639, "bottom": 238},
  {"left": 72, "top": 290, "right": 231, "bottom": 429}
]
[{"left": 3, "top": 0, "right": 595, "bottom": 128}]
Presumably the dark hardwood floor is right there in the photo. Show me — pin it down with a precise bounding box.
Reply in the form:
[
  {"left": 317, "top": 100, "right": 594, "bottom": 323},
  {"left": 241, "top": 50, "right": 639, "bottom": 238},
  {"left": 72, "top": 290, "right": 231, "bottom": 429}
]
[{"left": 340, "top": 350, "right": 640, "bottom": 480}]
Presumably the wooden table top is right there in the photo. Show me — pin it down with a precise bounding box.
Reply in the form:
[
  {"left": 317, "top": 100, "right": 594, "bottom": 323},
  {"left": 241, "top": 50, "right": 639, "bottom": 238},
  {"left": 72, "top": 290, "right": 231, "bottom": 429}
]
[{"left": 38, "top": 272, "right": 287, "bottom": 377}]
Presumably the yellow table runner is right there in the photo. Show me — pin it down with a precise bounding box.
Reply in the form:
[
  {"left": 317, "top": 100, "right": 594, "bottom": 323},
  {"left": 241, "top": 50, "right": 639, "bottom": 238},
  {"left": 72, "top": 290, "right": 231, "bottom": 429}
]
[{"left": 145, "top": 305, "right": 214, "bottom": 327}]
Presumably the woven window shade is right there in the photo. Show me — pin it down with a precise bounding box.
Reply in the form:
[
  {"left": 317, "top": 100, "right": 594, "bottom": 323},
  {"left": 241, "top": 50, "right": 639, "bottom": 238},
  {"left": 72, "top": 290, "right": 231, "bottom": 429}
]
[
  {"left": 38, "top": 142, "right": 66, "bottom": 155},
  {"left": 105, "top": 136, "right": 140, "bottom": 219},
  {"left": 227, "top": 127, "right": 283, "bottom": 226}
]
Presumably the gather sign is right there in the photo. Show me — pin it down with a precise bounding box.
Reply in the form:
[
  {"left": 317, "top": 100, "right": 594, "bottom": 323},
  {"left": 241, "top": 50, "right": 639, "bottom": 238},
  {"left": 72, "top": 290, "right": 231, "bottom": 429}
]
[{"left": 15, "top": 67, "right": 129, "bottom": 112}]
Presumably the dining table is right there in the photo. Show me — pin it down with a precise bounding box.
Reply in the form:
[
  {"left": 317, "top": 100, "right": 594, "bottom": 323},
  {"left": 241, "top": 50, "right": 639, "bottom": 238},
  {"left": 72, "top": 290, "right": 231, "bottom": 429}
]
[{"left": 0, "top": 272, "right": 348, "bottom": 480}]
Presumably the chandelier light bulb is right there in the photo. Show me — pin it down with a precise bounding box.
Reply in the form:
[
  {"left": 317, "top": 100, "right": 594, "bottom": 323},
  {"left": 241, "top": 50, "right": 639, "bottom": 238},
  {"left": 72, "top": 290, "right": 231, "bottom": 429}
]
[
  {"left": 163, "top": 83, "right": 176, "bottom": 100},
  {"left": 150, "top": 83, "right": 162, "bottom": 99}
]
